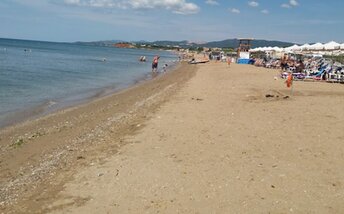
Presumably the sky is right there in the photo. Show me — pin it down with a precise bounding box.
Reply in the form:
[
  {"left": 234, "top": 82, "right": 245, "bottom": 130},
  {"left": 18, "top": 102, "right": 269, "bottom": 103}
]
[{"left": 0, "top": 0, "right": 343, "bottom": 44}]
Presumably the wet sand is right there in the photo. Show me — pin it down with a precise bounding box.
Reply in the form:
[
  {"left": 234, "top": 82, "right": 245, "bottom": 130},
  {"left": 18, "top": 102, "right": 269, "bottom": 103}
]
[{"left": 1, "top": 62, "right": 344, "bottom": 213}]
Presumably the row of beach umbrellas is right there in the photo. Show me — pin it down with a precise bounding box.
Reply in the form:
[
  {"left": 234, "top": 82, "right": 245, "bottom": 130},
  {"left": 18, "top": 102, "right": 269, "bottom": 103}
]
[{"left": 250, "top": 41, "right": 344, "bottom": 52}]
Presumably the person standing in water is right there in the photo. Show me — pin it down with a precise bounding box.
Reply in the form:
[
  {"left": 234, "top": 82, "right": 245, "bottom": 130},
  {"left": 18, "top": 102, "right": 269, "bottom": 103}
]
[
  {"left": 162, "top": 64, "right": 168, "bottom": 72},
  {"left": 152, "top": 55, "right": 160, "bottom": 72}
]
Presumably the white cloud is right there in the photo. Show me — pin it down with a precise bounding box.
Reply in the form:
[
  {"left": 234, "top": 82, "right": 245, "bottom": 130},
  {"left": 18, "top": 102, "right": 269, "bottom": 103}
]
[
  {"left": 172, "top": 2, "right": 200, "bottom": 15},
  {"left": 64, "top": 0, "right": 80, "bottom": 4},
  {"left": 289, "top": 0, "right": 299, "bottom": 6},
  {"left": 281, "top": 0, "right": 298, "bottom": 8},
  {"left": 229, "top": 8, "right": 240, "bottom": 14},
  {"left": 248, "top": 1, "right": 259, "bottom": 7},
  {"left": 261, "top": 9, "right": 269, "bottom": 14},
  {"left": 281, "top": 3, "right": 291, "bottom": 8},
  {"left": 63, "top": 0, "right": 125, "bottom": 8},
  {"left": 205, "top": 0, "right": 219, "bottom": 5},
  {"left": 63, "top": 0, "right": 200, "bottom": 15}
]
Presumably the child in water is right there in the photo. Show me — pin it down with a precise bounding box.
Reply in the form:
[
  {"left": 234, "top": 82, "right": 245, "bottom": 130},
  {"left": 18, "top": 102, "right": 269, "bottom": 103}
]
[{"left": 162, "top": 64, "right": 168, "bottom": 72}]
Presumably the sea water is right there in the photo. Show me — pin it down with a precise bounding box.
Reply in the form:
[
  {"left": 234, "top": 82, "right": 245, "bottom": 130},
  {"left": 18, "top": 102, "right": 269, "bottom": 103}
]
[{"left": 0, "top": 38, "right": 178, "bottom": 128}]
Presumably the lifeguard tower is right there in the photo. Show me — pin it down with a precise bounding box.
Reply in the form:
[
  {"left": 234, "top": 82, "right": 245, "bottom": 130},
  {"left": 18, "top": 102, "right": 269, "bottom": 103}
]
[{"left": 237, "top": 38, "right": 253, "bottom": 64}]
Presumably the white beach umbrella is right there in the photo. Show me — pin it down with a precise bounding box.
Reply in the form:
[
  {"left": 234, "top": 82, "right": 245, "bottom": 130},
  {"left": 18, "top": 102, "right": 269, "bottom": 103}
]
[
  {"left": 272, "top": 46, "right": 282, "bottom": 52},
  {"left": 281, "top": 47, "right": 287, "bottom": 52},
  {"left": 261, "top": 47, "right": 269, "bottom": 51},
  {"left": 251, "top": 48, "right": 260, "bottom": 52},
  {"left": 266, "top": 46, "right": 273, "bottom": 51},
  {"left": 284, "top": 45, "right": 295, "bottom": 52},
  {"left": 300, "top": 43, "right": 311, "bottom": 51},
  {"left": 341, "top": 43, "right": 344, "bottom": 50},
  {"left": 324, "top": 41, "right": 341, "bottom": 50},
  {"left": 260, "top": 47, "right": 267, "bottom": 51},
  {"left": 292, "top": 45, "right": 301, "bottom": 51},
  {"left": 268, "top": 47, "right": 274, "bottom": 51},
  {"left": 256, "top": 47, "right": 263, "bottom": 51},
  {"left": 284, "top": 44, "right": 299, "bottom": 52},
  {"left": 266, "top": 47, "right": 273, "bottom": 51},
  {"left": 309, "top": 42, "right": 324, "bottom": 50},
  {"left": 283, "top": 46, "right": 293, "bottom": 53}
]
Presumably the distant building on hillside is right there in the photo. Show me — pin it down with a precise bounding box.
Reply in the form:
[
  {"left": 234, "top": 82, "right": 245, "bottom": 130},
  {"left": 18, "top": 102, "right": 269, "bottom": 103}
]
[
  {"left": 212, "top": 47, "right": 222, "bottom": 51},
  {"left": 114, "top": 43, "right": 135, "bottom": 48},
  {"left": 203, "top": 47, "right": 211, "bottom": 52}
]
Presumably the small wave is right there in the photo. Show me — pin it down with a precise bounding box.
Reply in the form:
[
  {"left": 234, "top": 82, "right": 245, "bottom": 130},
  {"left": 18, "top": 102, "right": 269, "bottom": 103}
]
[
  {"left": 88, "top": 58, "right": 108, "bottom": 63},
  {"left": 47, "top": 100, "right": 57, "bottom": 107}
]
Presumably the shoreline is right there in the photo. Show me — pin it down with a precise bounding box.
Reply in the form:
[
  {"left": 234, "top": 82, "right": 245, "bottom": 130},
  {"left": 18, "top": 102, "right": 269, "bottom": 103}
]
[
  {"left": 0, "top": 62, "right": 197, "bottom": 212},
  {"left": 0, "top": 59, "right": 179, "bottom": 130},
  {"left": 0, "top": 37, "right": 180, "bottom": 129}
]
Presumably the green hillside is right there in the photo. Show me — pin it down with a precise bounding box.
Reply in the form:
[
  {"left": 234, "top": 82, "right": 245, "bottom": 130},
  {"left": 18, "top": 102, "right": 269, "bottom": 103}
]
[{"left": 76, "top": 39, "right": 295, "bottom": 49}]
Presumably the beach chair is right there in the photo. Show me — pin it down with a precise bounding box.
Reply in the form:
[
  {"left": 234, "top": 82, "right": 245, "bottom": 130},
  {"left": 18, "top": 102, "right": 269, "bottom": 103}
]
[
  {"left": 327, "top": 73, "right": 338, "bottom": 83},
  {"left": 339, "top": 74, "right": 344, "bottom": 84},
  {"left": 293, "top": 73, "right": 306, "bottom": 81}
]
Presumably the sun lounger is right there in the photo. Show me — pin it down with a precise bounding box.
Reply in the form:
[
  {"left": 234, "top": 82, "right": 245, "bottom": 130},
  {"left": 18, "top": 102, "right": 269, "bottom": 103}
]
[{"left": 327, "top": 74, "right": 338, "bottom": 83}]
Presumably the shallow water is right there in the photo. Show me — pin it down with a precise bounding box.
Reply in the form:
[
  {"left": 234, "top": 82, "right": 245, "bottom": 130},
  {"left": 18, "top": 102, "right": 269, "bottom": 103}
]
[{"left": 0, "top": 38, "right": 177, "bottom": 127}]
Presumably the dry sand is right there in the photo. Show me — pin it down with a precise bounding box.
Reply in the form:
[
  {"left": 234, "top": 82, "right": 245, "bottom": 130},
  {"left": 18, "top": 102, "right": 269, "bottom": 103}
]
[{"left": 1, "top": 62, "right": 344, "bottom": 213}]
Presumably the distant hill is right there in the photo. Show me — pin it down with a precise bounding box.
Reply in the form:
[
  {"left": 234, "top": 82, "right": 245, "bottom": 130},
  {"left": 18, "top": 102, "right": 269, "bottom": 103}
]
[
  {"left": 75, "top": 40, "right": 124, "bottom": 46},
  {"left": 75, "top": 39, "right": 295, "bottom": 49},
  {"left": 204, "top": 39, "right": 295, "bottom": 48},
  {"left": 137, "top": 39, "right": 294, "bottom": 48},
  {"left": 148, "top": 40, "right": 190, "bottom": 47}
]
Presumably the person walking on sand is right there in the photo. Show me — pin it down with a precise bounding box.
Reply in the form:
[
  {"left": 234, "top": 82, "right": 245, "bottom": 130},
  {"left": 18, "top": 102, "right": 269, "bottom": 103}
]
[
  {"left": 227, "top": 57, "right": 231, "bottom": 67},
  {"left": 152, "top": 55, "right": 160, "bottom": 72},
  {"left": 281, "top": 54, "right": 288, "bottom": 72}
]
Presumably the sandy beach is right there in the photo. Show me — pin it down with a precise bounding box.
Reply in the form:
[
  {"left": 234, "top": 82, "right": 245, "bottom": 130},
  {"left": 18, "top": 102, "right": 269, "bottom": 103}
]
[{"left": 1, "top": 62, "right": 344, "bottom": 213}]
